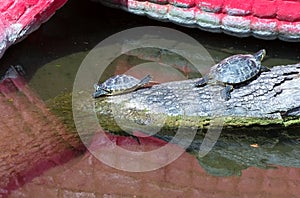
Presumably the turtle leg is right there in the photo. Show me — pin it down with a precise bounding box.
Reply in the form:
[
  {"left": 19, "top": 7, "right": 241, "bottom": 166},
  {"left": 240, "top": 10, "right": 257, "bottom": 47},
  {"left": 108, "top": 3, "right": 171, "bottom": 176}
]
[
  {"left": 138, "top": 74, "right": 152, "bottom": 86},
  {"left": 220, "top": 85, "right": 233, "bottom": 101},
  {"left": 93, "top": 84, "right": 112, "bottom": 93},
  {"left": 260, "top": 65, "right": 270, "bottom": 72},
  {"left": 195, "top": 75, "right": 209, "bottom": 87}
]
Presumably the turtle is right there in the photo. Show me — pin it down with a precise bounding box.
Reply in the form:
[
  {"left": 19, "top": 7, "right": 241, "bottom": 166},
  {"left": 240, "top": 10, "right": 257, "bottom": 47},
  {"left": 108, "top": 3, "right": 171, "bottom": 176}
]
[
  {"left": 92, "top": 74, "right": 152, "bottom": 98},
  {"left": 195, "top": 49, "right": 269, "bottom": 100}
]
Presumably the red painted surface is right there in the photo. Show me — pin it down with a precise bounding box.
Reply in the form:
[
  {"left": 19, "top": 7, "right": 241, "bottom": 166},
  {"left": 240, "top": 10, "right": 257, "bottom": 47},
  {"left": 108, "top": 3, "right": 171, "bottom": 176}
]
[
  {"left": 277, "top": 0, "right": 300, "bottom": 22},
  {"left": 0, "top": 0, "right": 67, "bottom": 59},
  {"left": 223, "top": 0, "right": 253, "bottom": 15},
  {"left": 155, "top": 0, "right": 300, "bottom": 21},
  {"left": 100, "top": 0, "right": 300, "bottom": 41},
  {"left": 252, "top": 0, "right": 277, "bottom": 18}
]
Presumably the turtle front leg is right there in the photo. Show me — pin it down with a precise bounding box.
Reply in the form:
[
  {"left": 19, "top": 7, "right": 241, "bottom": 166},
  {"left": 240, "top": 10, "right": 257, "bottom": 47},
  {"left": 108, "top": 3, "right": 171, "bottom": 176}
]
[
  {"left": 260, "top": 65, "right": 270, "bottom": 72},
  {"left": 195, "top": 75, "right": 209, "bottom": 87},
  {"left": 221, "top": 85, "right": 233, "bottom": 101}
]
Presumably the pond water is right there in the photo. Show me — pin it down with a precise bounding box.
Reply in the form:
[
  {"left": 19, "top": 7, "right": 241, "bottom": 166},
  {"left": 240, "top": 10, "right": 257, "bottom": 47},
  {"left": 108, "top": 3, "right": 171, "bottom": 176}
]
[{"left": 0, "top": 0, "right": 299, "bottom": 197}]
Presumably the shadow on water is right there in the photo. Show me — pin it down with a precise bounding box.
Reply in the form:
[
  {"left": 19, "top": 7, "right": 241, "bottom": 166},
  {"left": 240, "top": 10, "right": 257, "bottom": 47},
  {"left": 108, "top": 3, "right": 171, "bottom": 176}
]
[{"left": 0, "top": 0, "right": 299, "bottom": 181}]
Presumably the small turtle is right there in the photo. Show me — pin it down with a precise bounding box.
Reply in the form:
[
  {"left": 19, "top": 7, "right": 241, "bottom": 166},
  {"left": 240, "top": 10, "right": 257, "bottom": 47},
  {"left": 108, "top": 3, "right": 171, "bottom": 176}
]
[
  {"left": 195, "top": 49, "right": 269, "bottom": 100},
  {"left": 93, "top": 74, "right": 152, "bottom": 98}
]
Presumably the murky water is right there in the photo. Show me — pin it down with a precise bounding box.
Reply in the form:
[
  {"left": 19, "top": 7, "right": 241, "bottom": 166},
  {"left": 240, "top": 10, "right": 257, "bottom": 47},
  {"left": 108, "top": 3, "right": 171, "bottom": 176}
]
[{"left": 0, "top": 0, "right": 299, "bottom": 196}]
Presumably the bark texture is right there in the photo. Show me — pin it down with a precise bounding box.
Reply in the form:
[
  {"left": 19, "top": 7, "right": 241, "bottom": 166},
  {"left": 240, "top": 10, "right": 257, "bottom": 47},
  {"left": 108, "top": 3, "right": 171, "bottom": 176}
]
[{"left": 92, "top": 64, "right": 300, "bottom": 130}]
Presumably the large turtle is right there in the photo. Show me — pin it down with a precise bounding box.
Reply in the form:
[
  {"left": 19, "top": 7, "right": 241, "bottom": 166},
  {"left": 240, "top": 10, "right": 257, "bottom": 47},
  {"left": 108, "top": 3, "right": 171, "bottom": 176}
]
[
  {"left": 195, "top": 49, "right": 269, "bottom": 100},
  {"left": 93, "top": 74, "right": 152, "bottom": 98}
]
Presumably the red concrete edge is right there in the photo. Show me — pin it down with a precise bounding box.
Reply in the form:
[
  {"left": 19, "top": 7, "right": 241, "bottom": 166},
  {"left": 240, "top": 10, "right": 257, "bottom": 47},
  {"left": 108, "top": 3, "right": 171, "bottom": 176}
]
[
  {"left": 0, "top": 0, "right": 68, "bottom": 60},
  {"left": 99, "top": 0, "right": 300, "bottom": 41}
]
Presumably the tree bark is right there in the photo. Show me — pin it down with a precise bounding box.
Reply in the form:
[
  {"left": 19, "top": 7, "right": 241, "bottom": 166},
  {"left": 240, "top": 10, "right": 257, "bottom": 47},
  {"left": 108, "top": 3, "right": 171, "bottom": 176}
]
[
  {"left": 53, "top": 64, "right": 300, "bottom": 173},
  {"left": 90, "top": 64, "right": 300, "bottom": 131}
]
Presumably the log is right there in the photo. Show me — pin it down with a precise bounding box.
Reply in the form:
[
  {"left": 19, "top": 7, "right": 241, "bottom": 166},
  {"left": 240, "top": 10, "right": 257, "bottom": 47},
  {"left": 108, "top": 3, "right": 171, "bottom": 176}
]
[
  {"left": 53, "top": 63, "right": 300, "bottom": 174},
  {"left": 50, "top": 64, "right": 300, "bottom": 175},
  {"left": 83, "top": 63, "right": 300, "bottom": 132}
]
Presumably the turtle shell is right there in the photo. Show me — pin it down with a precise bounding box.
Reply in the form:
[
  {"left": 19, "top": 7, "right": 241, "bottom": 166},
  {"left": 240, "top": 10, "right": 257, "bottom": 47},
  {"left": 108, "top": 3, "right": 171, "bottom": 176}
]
[
  {"left": 98, "top": 74, "right": 141, "bottom": 94},
  {"left": 210, "top": 54, "right": 261, "bottom": 84}
]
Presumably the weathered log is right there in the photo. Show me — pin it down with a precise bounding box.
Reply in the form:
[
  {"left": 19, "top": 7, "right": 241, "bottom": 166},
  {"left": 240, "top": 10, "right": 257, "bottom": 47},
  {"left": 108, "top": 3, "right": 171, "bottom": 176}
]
[
  {"left": 86, "top": 63, "right": 300, "bottom": 132},
  {"left": 50, "top": 65, "right": 300, "bottom": 175},
  {"left": 87, "top": 63, "right": 300, "bottom": 174},
  {"left": 53, "top": 68, "right": 300, "bottom": 176}
]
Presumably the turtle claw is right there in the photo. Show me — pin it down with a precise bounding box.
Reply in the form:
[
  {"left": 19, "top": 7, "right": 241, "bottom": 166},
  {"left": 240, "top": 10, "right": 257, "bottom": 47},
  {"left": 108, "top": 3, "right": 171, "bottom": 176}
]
[
  {"left": 138, "top": 74, "right": 152, "bottom": 86},
  {"left": 195, "top": 75, "right": 209, "bottom": 87},
  {"left": 221, "top": 85, "right": 233, "bottom": 101},
  {"left": 260, "top": 65, "right": 270, "bottom": 72}
]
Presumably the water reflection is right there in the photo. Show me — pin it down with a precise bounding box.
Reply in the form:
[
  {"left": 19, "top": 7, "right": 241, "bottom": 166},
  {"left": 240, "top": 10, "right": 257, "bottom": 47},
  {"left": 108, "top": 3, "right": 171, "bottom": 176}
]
[{"left": 189, "top": 128, "right": 299, "bottom": 176}]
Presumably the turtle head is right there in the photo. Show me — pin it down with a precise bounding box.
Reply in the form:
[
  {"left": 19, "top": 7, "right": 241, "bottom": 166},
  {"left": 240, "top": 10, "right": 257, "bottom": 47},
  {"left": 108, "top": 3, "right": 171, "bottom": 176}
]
[
  {"left": 93, "top": 84, "right": 109, "bottom": 98},
  {"left": 254, "top": 49, "right": 266, "bottom": 62},
  {"left": 92, "top": 88, "right": 109, "bottom": 98},
  {"left": 94, "top": 83, "right": 100, "bottom": 90}
]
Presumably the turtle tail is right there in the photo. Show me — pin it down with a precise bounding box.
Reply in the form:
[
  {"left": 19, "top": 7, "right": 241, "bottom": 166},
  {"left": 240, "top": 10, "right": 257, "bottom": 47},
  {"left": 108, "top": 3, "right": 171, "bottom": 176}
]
[{"left": 138, "top": 74, "right": 152, "bottom": 86}]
